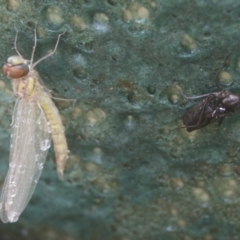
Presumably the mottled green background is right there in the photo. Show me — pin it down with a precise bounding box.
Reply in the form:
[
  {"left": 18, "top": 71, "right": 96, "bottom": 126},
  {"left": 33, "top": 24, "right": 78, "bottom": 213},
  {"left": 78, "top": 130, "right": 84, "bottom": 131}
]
[{"left": 0, "top": 0, "right": 240, "bottom": 239}]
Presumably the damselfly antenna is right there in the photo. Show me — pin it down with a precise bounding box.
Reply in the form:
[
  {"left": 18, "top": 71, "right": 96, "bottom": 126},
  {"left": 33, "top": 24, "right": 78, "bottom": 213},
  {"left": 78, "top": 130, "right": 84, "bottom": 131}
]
[{"left": 13, "top": 24, "right": 66, "bottom": 70}]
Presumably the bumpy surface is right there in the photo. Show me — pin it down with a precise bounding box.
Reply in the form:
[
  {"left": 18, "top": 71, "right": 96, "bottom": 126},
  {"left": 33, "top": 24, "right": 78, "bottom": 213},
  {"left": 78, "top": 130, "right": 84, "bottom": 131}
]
[{"left": 0, "top": 0, "right": 240, "bottom": 239}]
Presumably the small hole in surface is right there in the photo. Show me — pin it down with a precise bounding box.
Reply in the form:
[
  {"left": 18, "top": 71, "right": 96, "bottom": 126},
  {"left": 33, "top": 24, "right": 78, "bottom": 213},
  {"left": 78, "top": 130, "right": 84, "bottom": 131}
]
[
  {"left": 203, "top": 31, "right": 211, "bottom": 38},
  {"left": 225, "top": 8, "right": 232, "bottom": 13}
]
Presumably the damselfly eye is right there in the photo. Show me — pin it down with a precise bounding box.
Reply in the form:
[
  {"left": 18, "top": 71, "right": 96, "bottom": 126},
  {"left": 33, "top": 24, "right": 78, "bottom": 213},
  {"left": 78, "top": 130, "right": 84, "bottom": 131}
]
[{"left": 2, "top": 63, "right": 29, "bottom": 78}]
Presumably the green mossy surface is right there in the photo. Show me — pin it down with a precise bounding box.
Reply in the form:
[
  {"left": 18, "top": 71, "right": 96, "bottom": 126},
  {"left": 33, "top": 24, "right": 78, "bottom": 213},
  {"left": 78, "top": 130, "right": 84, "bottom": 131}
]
[{"left": 0, "top": 0, "right": 240, "bottom": 239}]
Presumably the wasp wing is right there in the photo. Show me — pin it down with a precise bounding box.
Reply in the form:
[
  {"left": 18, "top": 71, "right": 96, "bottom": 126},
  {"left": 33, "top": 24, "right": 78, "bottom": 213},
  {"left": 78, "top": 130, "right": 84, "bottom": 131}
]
[{"left": 0, "top": 98, "right": 51, "bottom": 223}]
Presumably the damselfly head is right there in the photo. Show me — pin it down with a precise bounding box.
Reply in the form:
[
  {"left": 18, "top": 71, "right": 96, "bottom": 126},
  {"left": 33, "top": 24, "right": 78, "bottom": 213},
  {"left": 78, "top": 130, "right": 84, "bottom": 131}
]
[{"left": 2, "top": 55, "right": 29, "bottom": 79}]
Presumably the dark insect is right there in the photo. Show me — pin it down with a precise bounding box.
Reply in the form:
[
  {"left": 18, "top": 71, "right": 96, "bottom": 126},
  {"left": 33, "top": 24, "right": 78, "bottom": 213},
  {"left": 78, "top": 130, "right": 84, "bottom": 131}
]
[
  {"left": 180, "top": 90, "right": 240, "bottom": 132},
  {"left": 175, "top": 57, "right": 240, "bottom": 132}
]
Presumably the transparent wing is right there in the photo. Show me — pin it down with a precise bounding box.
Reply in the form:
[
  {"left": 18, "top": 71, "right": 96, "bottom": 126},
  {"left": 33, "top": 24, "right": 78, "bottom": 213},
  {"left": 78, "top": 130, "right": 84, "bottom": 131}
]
[{"left": 0, "top": 98, "right": 51, "bottom": 223}]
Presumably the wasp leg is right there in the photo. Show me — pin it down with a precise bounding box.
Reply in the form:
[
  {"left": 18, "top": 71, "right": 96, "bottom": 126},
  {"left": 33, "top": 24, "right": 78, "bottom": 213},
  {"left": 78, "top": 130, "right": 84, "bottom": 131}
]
[
  {"left": 217, "top": 116, "right": 225, "bottom": 126},
  {"left": 172, "top": 84, "right": 212, "bottom": 100}
]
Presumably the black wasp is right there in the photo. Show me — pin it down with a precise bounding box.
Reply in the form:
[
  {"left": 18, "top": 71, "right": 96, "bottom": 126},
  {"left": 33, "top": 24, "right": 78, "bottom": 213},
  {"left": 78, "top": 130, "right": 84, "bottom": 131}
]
[{"left": 175, "top": 58, "right": 240, "bottom": 132}]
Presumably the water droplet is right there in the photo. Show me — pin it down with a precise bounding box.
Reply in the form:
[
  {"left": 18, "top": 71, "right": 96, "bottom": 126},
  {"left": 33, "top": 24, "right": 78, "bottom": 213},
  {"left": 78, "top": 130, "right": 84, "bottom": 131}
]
[
  {"left": 166, "top": 225, "right": 174, "bottom": 232},
  {"left": 9, "top": 186, "right": 17, "bottom": 197},
  {"left": 18, "top": 165, "right": 25, "bottom": 173},
  {"left": 93, "top": 147, "right": 102, "bottom": 164},
  {"left": 9, "top": 177, "right": 15, "bottom": 185},
  {"left": 93, "top": 13, "right": 109, "bottom": 33},
  {"left": 27, "top": 119, "right": 32, "bottom": 124},
  {"left": 38, "top": 163, "right": 44, "bottom": 170},
  {"left": 35, "top": 154, "right": 40, "bottom": 162},
  {"left": 73, "top": 67, "right": 88, "bottom": 80},
  {"left": 40, "top": 139, "right": 51, "bottom": 151},
  {"left": 70, "top": 15, "right": 87, "bottom": 31},
  {"left": 219, "top": 71, "right": 233, "bottom": 87},
  {"left": 41, "top": 5, "right": 65, "bottom": 30},
  {"left": 9, "top": 163, "right": 15, "bottom": 169},
  {"left": 14, "top": 122, "right": 19, "bottom": 128},
  {"left": 8, "top": 211, "right": 19, "bottom": 222},
  {"left": 180, "top": 33, "right": 197, "bottom": 52},
  {"left": 167, "top": 84, "right": 182, "bottom": 104},
  {"left": 47, "top": 123, "right": 52, "bottom": 133},
  {"left": 124, "top": 115, "right": 136, "bottom": 129}
]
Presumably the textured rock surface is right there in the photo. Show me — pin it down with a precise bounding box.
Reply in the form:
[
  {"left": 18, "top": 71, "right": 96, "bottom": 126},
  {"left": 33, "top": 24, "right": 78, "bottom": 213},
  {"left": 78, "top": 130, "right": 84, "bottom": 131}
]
[{"left": 0, "top": 0, "right": 240, "bottom": 239}]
